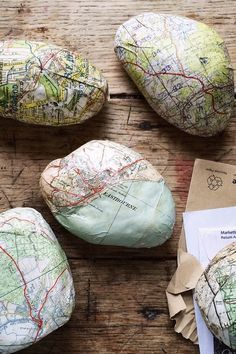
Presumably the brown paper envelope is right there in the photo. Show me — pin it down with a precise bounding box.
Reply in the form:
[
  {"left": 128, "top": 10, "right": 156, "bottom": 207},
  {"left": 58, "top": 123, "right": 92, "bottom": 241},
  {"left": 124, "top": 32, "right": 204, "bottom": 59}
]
[{"left": 166, "top": 158, "right": 236, "bottom": 344}]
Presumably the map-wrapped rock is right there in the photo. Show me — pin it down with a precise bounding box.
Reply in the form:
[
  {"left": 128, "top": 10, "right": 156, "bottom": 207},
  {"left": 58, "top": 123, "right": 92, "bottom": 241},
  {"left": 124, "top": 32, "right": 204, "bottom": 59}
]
[
  {"left": 0, "top": 207, "right": 75, "bottom": 353},
  {"left": 0, "top": 40, "right": 108, "bottom": 125},
  {"left": 40, "top": 140, "right": 175, "bottom": 248},
  {"left": 114, "top": 13, "right": 234, "bottom": 136},
  {"left": 195, "top": 242, "right": 236, "bottom": 349}
]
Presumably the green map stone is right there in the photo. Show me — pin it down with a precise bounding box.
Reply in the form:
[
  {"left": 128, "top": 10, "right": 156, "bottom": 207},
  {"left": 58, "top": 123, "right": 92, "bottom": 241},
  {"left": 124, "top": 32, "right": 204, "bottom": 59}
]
[
  {"left": 0, "top": 207, "right": 75, "bottom": 353},
  {"left": 115, "top": 13, "right": 234, "bottom": 136},
  {"left": 195, "top": 243, "right": 236, "bottom": 349},
  {"left": 0, "top": 40, "right": 108, "bottom": 125},
  {"left": 40, "top": 140, "right": 175, "bottom": 248}
]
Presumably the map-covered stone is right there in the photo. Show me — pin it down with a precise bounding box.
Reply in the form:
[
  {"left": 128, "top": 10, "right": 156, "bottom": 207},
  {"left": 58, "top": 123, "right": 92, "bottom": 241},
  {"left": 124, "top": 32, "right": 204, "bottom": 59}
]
[
  {"left": 115, "top": 13, "right": 234, "bottom": 136},
  {"left": 0, "top": 40, "right": 108, "bottom": 125},
  {"left": 40, "top": 140, "right": 175, "bottom": 248},
  {"left": 195, "top": 242, "right": 236, "bottom": 349},
  {"left": 0, "top": 207, "right": 75, "bottom": 353}
]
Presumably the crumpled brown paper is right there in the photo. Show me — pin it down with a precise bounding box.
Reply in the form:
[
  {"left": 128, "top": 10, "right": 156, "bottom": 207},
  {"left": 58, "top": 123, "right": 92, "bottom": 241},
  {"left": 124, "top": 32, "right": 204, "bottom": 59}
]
[{"left": 166, "top": 158, "right": 236, "bottom": 344}]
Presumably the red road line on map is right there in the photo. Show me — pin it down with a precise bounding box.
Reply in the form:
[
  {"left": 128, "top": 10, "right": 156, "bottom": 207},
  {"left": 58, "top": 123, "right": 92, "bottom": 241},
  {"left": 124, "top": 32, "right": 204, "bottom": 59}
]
[
  {"left": 42, "top": 175, "right": 106, "bottom": 207},
  {"left": 75, "top": 157, "right": 145, "bottom": 191},
  {"left": 0, "top": 246, "right": 40, "bottom": 326},
  {"left": 42, "top": 157, "right": 145, "bottom": 208},
  {"left": 0, "top": 216, "right": 34, "bottom": 227},
  {"left": 34, "top": 268, "right": 67, "bottom": 342},
  {"left": 40, "top": 50, "right": 63, "bottom": 71},
  {"left": 0, "top": 216, "right": 52, "bottom": 241},
  {"left": 204, "top": 90, "right": 226, "bottom": 115},
  {"left": 123, "top": 60, "right": 206, "bottom": 88},
  {"left": 0, "top": 244, "right": 68, "bottom": 343},
  {"left": 122, "top": 60, "right": 227, "bottom": 115},
  {"left": 75, "top": 168, "right": 103, "bottom": 192},
  {"left": 17, "top": 49, "right": 62, "bottom": 103},
  {"left": 117, "top": 158, "right": 144, "bottom": 174},
  {"left": 48, "top": 160, "right": 63, "bottom": 187},
  {"left": 163, "top": 17, "right": 185, "bottom": 74},
  {"left": 180, "top": 83, "right": 233, "bottom": 118}
]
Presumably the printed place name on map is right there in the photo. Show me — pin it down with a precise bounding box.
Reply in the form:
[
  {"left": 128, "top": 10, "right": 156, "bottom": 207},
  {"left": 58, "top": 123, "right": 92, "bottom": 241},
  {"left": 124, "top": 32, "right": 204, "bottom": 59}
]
[{"left": 103, "top": 191, "right": 137, "bottom": 211}]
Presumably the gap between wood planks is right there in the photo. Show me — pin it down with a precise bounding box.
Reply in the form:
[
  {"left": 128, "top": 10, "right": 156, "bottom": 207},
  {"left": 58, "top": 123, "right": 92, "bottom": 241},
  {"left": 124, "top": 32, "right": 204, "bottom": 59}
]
[{"left": 110, "top": 92, "right": 236, "bottom": 99}]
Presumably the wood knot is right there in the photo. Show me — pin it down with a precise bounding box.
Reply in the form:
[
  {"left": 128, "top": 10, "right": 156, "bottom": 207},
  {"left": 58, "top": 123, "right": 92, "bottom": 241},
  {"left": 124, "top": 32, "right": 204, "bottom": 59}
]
[
  {"left": 137, "top": 306, "right": 163, "bottom": 320},
  {"left": 17, "top": 3, "right": 31, "bottom": 14},
  {"left": 138, "top": 121, "right": 152, "bottom": 130}
]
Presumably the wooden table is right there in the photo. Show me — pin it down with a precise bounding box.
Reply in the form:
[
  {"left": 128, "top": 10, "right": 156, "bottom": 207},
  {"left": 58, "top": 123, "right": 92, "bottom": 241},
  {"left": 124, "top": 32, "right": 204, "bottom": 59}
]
[{"left": 0, "top": 0, "right": 235, "bottom": 353}]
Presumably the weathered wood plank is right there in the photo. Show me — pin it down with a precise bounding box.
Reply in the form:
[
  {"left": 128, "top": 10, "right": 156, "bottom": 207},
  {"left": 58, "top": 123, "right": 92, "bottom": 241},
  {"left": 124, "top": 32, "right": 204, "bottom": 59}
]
[
  {"left": 21, "top": 259, "right": 198, "bottom": 354},
  {"left": 0, "top": 0, "right": 235, "bottom": 352},
  {"left": 0, "top": 0, "right": 235, "bottom": 94},
  {"left": 0, "top": 99, "right": 234, "bottom": 260}
]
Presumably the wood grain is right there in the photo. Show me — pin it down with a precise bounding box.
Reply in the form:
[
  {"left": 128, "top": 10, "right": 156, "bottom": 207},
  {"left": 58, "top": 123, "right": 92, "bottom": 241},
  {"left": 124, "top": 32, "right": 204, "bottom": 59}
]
[
  {"left": 1, "top": 0, "right": 235, "bottom": 94},
  {"left": 22, "top": 259, "right": 199, "bottom": 354},
  {"left": 0, "top": 0, "right": 235, "bottom": 353}
]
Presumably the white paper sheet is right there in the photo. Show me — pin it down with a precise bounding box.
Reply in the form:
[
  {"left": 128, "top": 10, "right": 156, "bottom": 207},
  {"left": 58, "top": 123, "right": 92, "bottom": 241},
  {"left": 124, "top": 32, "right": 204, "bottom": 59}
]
[{"left": 183, "top": 206, "right": 236, "bottom": 354}]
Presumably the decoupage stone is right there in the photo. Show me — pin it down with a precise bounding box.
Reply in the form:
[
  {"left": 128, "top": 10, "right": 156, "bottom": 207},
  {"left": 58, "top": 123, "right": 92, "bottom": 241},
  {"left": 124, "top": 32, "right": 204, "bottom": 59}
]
[
  {"left": 115, "top": 13, "right": 234, "bottom": 136},
  {"left": 40, "top": 140, "right": 176, "bottom": 248}
]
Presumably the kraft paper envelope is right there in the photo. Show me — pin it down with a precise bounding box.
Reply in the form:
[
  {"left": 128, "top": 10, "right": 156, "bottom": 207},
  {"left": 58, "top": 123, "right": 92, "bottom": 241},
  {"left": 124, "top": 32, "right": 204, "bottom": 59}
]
[{"left": 166, "top": 158, "right": 236, "bottom": 344}]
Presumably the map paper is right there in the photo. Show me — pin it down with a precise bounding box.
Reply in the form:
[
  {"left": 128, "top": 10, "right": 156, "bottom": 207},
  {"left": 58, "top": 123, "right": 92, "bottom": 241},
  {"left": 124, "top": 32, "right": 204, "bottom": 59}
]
[
  {"left": 0, "top": 208, "right": 75, "bottom": 353},
  {"left": 40, "top": 140, "right": 175, "bottom": 248},
  {"left": 0, "top": 40, "right": 108, "bottom": 125},
  {"left": 115, "top": 13, "right": 234, "bottom": 136}
]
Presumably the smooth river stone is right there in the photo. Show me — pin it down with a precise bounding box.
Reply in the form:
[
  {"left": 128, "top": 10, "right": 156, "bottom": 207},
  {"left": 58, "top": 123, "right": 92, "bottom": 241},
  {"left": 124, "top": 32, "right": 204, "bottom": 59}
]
[
  {"left": 0, "top": 207, "right": 75, "bottom": 353},
  {"left": 195, "top": 243, "right": 236, "bottom": 349},
  {"left": 115, "top": 13, "right": 234, "bottom": 136},
  {"left": 40, "top": 140, "right": 176, "bottom": 248},
  {"left": 0, "top": 40, "right": 108, "bottom": 125}
]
